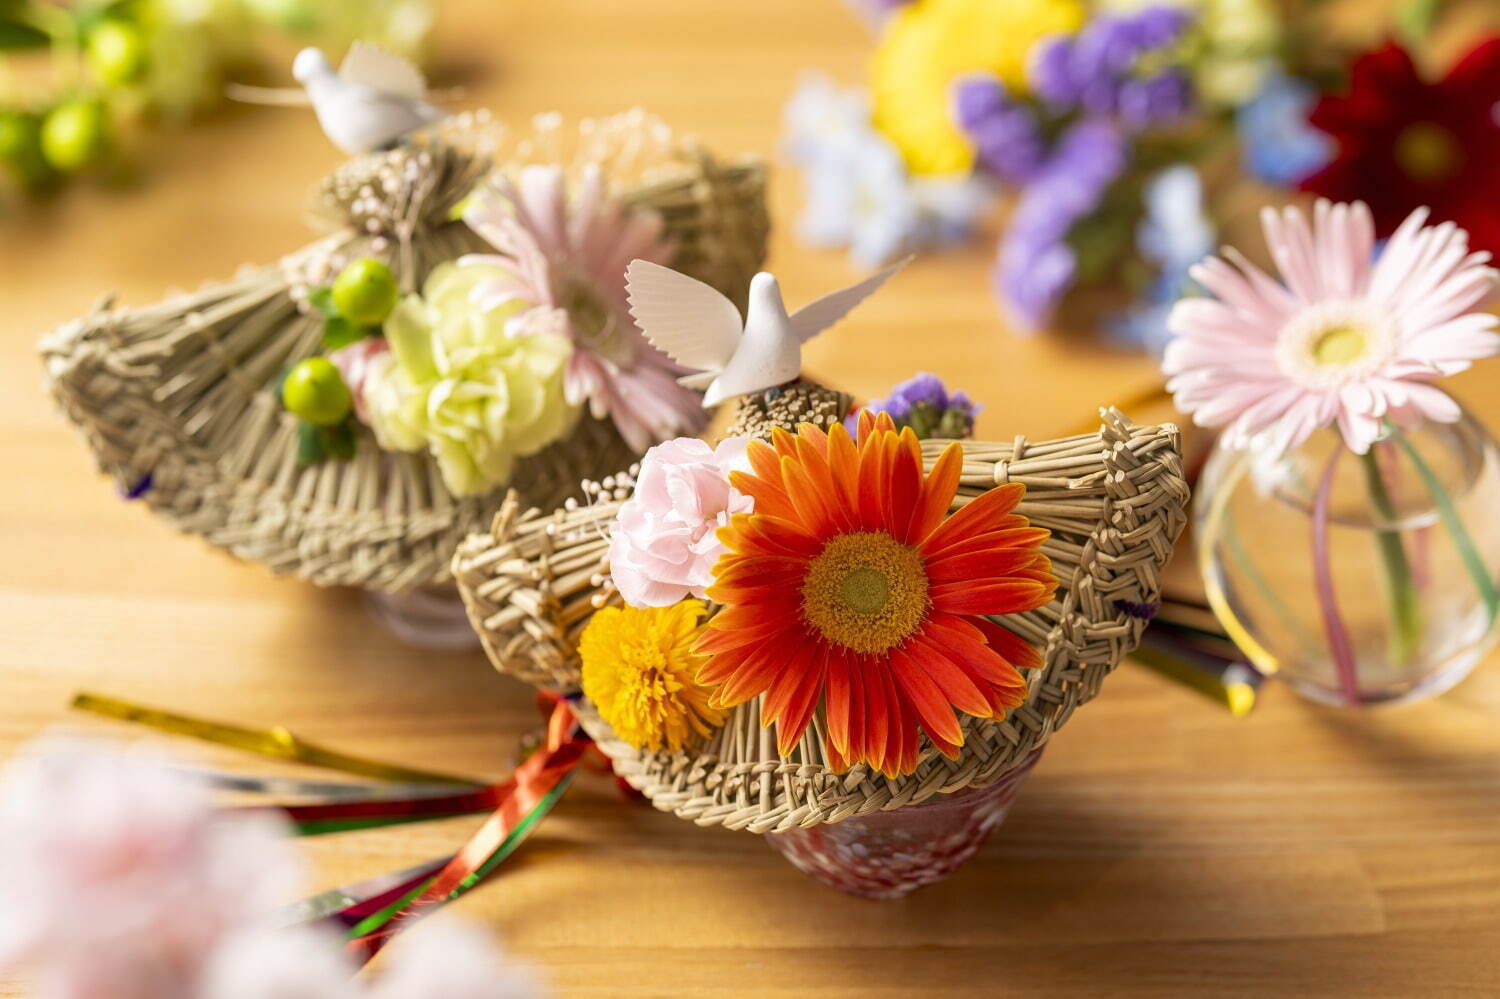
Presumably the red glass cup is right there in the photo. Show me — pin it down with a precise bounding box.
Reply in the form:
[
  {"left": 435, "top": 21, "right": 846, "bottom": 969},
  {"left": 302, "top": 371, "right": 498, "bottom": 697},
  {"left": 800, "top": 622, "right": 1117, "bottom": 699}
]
[{"left": 765, "top": 748, "right": 1043, "bottom": 899}]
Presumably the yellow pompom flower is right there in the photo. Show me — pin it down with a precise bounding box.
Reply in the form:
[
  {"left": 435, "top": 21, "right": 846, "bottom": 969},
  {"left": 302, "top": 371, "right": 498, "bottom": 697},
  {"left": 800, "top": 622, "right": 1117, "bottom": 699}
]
[
  {"left": 578, "top": 600, "right": 727, "bottom": 753},
  {"left": 871, "top": 0, "right": 1086, "bottom": 176}
]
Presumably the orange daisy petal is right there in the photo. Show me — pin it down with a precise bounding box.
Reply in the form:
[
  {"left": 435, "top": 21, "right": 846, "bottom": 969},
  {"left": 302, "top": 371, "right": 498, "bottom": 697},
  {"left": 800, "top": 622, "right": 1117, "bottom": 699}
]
[
  {"left": 919, "top": 613, "right": 1029, "bottom": 695},
  {"left": 861, "top": 654, "right": 898, "bottom": 775},
  {"left": 856, "top": 426, "right": 889, "bottom": 533},
  {"left": 888, "top": 427, "right": 924, "bottom": 541},
  {"left": 826, "top": 422, "right": 861, "bottom": 512},
  {"left": 907, "top": 441, "right": 963, "bottom": 544},
  {"left": 905, "top": 633, "right": 994, "bottom": 718},
  {"left": 924, "top": 546, "right": 1047, "bottom": 584},
  {"left": 919, "top": 483, "right": 1028, "bottom": 555},
  {"left": 728, "top": 470, "right": 797, "bottom": 523},
  {"left": 746, "top": 438, "right": 785, "bottom": 484},
  {"left": 781, "top": 454, "right": 839, "bottom": 538},
  {"left": 824, "top": 644, "right": 854, "bottom": 758},
  {"left": 930, "top": 579, "right": 1054, "bottom": 616},
  {"left": 973, "top": 616, "right": 1045, "bottom": 672},
  {"left": 921, "top": 524, "right": 1050, "bottom": 564},
  {"left": 889, "top": 644, "right": 966, "bottom": 751},
  {"left": 795, "top": 422, "right": 830, "bottom": 458},
  {"left": 694, "top": 615, "right": 792, "bottom": 655},
  {"left": 769, "top": 639, "right": 828, "bottom": 757}
]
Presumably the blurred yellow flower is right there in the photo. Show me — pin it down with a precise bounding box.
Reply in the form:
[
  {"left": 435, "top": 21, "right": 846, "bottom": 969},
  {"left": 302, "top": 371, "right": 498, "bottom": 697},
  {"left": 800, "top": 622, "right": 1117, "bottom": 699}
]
[
  {"left": 871, "top": 0, "right": 1086, "bottom": 176},
  {"left": 364, "top": 260, "right": 577, "bottom": 498},
  {"left": 579, "top": 600, "right": 727, "bottom": 753}
]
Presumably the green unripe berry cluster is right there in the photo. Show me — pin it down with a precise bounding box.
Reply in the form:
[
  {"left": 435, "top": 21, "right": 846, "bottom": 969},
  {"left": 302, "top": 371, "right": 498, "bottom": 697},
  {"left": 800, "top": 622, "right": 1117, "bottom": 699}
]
[{"left": 331, "top": 258, "right": 400, "bottom": 327}]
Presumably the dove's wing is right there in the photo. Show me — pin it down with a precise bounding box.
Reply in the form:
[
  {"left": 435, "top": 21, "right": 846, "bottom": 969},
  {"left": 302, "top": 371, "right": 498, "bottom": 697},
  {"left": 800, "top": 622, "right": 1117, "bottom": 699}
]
[
  {"left": 788, "top": 256, "right": 912, "bottom": 344},
  {"left": 625, "top": 260, "right": 744, "bottom": 374},
  {"left": 338, "top": 41, "right": 427, "bottom": 99}
]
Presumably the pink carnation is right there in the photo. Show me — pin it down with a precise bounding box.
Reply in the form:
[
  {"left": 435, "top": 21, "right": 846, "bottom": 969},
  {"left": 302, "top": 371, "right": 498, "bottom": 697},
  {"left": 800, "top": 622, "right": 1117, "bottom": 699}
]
[{"left": 608, "top": 437, "right": 754, "bottom": 607}]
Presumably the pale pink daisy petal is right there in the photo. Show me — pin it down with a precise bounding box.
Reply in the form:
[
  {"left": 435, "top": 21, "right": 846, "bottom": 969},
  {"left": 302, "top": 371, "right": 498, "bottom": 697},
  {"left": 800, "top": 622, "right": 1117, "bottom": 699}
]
[
  {"left": 1164, "top": 200, "right": 1500, "bottom": 456},
  {"left": 462, "top": 165, "right": 706, "bottom": 451}
]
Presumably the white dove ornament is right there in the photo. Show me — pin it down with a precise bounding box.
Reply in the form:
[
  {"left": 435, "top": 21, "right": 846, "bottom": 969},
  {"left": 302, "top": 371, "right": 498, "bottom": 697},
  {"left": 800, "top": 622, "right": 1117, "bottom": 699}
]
[
  {"left": 626, "top": 257, "right": 909, "bottom": 407},
  {"left": 292, "top": 43, "right": 445, "bottom": 155}
]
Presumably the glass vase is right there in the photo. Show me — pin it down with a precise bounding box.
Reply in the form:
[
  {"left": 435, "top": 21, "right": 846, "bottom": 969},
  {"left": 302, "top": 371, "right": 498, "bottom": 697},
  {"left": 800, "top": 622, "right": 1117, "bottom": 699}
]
[
  {"left": 1196, "top": 411, "right": 1500, "bottom": 707},
  {"left": 765, "top": 748, "right": 1043, "bottom": 899},
  {"left": 364, "top": 585, "right": 482, "bottom": 651}
]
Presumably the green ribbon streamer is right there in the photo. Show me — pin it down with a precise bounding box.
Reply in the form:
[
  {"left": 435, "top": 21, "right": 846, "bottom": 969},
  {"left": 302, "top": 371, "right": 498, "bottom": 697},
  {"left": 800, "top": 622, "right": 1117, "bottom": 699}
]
[
  {"left": 1391, "top": 427, "right": 1500, "bottom": 627},
  {"left": 343, "top": 772, "right": 575, "bottom": 942}
]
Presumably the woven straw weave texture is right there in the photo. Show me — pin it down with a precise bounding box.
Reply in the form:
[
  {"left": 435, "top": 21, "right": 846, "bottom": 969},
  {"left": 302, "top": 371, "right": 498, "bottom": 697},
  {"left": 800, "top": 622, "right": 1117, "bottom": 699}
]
[
  {"left": 453, "top": 407, "right": 1189, "bottom": 833},
  {"left": 40, "top": 128, "right": 768, "bottom": 593}
]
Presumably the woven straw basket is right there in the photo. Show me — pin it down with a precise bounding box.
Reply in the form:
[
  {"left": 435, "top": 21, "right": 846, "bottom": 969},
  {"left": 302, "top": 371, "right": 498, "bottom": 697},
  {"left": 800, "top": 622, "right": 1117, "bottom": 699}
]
[
  {"left": 40, "top": 116, "right": 769, "bottom": 592},
  {"left": 453, "top": 395, "right": 1190, "bottom": 833}
]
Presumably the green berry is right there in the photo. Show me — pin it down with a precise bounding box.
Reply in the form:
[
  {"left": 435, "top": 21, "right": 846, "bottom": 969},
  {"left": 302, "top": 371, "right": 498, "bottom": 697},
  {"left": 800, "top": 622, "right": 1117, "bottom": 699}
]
[
  {"left": 331, "top": 258, "right": 399, "bottom": 327},
  {"left": 0, "top": 111, "right": 55, "bottom": 190},
  {"left": 282, "top": 358, "right": 352, "bottom": 426},
  {"left": 86, "top": 21, "right": 148, "bottom": 87},
  {"left": 40, "top": 100, "right": 109, "bottom": 173}
]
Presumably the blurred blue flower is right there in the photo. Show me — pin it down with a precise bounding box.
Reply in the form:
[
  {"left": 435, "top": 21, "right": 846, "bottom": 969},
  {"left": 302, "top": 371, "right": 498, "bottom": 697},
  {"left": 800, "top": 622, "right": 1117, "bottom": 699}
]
[
  {"left": 784, "top": 71, "right": 986, "bottom": 267},
  {"left": 1236, "top": 69, "right": 1334, "bottom": 186},
  {"left": 1112, "top": 164, "right": 1214, "bottom": 356}
]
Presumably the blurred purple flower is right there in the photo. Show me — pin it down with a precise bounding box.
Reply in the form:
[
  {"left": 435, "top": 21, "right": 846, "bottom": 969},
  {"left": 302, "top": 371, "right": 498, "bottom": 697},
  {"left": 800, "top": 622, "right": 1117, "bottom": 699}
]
[
  {"left": 995, "top": 120, "right": 1127, "bottom": 331},
  {"left": 953, "top": 75, "right": 1047, "bottom": 183},
  {"left": 1029, "top": 6, "right": 1195, "bottom": 127},
  {"left": 846, "top": 372, "right": 981, "bottom": 440}
]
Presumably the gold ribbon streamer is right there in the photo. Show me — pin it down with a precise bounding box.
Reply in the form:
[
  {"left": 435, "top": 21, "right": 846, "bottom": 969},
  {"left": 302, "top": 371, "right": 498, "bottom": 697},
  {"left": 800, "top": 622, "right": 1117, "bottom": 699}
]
[{"left": 71, "top": 692, "right": 481, "bottom": 787}]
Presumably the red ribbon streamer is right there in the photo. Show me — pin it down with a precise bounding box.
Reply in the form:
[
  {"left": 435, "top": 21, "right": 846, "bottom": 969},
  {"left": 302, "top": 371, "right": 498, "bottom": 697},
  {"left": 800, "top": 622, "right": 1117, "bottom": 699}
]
[{"left": 344, "top": 698, "right": 590, "bottom": 962}]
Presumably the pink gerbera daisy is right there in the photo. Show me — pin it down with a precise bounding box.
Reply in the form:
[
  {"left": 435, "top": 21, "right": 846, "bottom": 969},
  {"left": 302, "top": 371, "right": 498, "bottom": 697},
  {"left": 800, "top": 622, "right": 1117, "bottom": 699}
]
[
  {"left": 462, "top": 163, "right": 706, "bottom": 452},
  {"left": 1163, "top": 200, "right": 1500, "bottom": 455}
]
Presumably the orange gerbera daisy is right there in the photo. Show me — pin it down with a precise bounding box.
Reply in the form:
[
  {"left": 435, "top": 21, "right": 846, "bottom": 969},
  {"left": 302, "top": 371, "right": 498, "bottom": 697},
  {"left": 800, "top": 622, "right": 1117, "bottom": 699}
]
[{"left": 694, "top": 410, "right": 1057, "bottom": 777}]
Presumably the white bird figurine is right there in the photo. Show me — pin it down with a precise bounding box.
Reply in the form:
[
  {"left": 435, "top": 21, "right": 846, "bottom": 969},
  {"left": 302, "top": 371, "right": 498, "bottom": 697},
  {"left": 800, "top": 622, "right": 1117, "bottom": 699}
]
[
  {"left": 290, "top": 43, "right": 445, "bottom": 154},
  {"left": 626, "top": 258, "right": 910, "bottom": 407}
]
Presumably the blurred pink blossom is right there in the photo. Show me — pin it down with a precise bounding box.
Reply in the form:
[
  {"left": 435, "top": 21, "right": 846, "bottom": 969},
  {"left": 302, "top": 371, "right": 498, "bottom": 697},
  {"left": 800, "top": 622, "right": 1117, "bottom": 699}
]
[
  {"left": 0, "top": 737, "right": 543, "bottom": 998},
  {"left": 0, "top": 736, "right": 302, "bottom": 999}
]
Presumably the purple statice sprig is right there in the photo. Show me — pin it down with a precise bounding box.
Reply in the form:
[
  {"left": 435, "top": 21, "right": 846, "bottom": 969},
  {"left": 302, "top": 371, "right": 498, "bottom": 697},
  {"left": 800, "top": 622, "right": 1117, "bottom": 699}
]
[
  {"left": 953, "top": 76, "right": 1048, "bottom": 184},
  {"left": 1030, "top": 5, "right": 1196, "bottom": 126},
  {"left": 994, "top": 119, "right": 1128, "bottom": 331},
  {"left": 846, "top": 372, "right": 981, "bottom": 440}
]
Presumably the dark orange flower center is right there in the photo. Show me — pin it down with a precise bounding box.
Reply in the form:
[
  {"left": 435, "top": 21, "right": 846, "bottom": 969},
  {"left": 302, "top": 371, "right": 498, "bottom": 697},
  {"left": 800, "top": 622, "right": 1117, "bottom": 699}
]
[
  {"left": 800, "top": 531, "right": 930, "bottom": 654},
  {"left": 1394, "top": 122, "right": 1462, "bottom": 184}
]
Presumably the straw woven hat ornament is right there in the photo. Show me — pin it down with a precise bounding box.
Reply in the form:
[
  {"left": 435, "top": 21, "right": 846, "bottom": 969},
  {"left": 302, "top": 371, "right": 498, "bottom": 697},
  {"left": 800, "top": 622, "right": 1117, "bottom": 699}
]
[
  {"left": 454, "top": 265, "right": 1191, "bottom": 834},
  {"left": 40, "top": 112, "right": 769, "bottom": 592}
]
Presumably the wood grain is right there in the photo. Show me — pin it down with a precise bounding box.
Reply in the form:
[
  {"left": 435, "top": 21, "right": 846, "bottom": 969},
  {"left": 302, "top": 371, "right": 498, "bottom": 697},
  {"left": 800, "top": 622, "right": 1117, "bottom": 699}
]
[{"left": 3, "top": 0, "right": 1499, "bottom": 995}]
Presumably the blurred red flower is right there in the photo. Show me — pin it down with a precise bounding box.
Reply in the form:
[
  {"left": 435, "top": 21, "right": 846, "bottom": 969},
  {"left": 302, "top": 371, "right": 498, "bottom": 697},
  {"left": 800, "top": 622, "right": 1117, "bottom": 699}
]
[{"left": 1300, "top": 39, "right": 1500, "bottom": 253}]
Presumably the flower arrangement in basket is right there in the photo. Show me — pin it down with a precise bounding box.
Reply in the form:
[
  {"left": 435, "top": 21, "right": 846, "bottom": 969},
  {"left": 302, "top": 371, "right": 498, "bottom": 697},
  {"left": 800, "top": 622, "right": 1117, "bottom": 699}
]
[
  {"left": 39, "top": 96, "right": 770, "bottom": 616},
  {"left": 453, "top": 259, "right": 1191, "bottom": 896}
]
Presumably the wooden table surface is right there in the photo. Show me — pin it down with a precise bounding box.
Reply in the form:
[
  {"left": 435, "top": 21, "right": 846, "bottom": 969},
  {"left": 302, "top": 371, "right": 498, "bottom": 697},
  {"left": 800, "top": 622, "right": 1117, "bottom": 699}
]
[{"left": 4, "top": 1, "right": 1500, "bottom": 995}]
